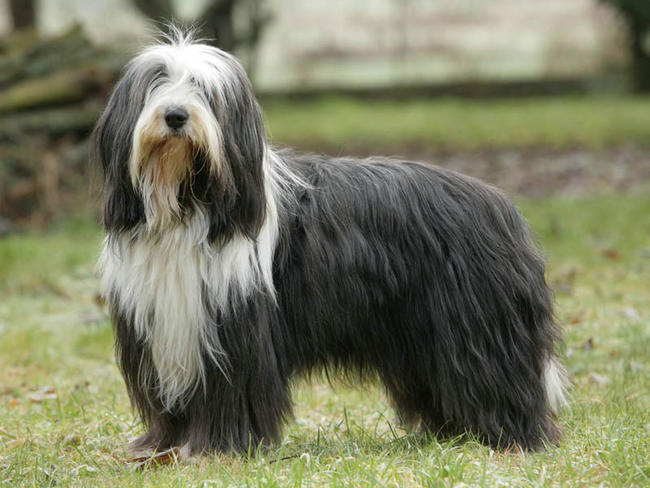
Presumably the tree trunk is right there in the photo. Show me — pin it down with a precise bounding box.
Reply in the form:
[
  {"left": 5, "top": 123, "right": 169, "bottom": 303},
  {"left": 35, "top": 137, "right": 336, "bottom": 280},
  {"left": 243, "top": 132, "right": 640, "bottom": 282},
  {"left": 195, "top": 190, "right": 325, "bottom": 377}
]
[
  {"left": 9, "top": 0, "right": 36, "bottom": 30},
  {"left": 630, "top": 21, "right": 650, "bottom": 92},
  {"left": 201, "top": 0, "right": 237, "bottom": 51}
]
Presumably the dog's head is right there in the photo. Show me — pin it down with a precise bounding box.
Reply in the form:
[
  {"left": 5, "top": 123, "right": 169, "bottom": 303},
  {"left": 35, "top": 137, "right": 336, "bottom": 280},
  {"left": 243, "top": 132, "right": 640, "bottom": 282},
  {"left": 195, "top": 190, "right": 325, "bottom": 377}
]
[{"left": 94, "top": 30, "right": 266, "bottom": 239}]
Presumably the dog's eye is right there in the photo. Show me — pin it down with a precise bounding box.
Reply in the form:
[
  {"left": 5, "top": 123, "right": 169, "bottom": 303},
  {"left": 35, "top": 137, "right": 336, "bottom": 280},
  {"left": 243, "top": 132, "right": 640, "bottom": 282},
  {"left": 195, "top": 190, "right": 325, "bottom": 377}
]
[{"left": 148, "top": 65, "right": 168, "bottom": 87}]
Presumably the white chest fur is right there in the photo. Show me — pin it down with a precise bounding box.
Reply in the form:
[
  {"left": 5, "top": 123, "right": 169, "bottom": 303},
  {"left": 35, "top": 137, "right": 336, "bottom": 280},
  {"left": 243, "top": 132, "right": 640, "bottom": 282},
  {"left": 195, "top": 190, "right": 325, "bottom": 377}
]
[{"left": 98, "top": 209, "right": 279, "bottom": 409}]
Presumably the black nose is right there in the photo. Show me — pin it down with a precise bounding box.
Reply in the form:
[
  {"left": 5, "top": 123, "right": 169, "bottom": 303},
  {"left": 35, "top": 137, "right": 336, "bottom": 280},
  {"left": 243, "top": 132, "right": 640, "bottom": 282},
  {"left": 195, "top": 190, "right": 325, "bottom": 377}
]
[{"left": 164, "top": 107, "right": 189, "bottom": 129}]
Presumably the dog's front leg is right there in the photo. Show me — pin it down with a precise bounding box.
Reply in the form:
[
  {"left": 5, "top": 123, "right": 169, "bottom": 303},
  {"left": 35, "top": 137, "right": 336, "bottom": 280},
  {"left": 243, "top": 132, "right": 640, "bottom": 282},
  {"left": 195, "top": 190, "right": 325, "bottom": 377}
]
[{"left": 175, "top": 305, "right": 294, "bottom": 456}]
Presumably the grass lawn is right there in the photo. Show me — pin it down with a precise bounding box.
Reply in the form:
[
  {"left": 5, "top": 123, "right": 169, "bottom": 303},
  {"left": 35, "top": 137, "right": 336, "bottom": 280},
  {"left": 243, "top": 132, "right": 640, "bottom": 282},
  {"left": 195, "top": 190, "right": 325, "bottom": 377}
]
[
  {"left": 0, "top": 191, "right": 648, "bottom": 487},
  {"left": 262, "top": 96, "right": 650, "bottom": 151}
]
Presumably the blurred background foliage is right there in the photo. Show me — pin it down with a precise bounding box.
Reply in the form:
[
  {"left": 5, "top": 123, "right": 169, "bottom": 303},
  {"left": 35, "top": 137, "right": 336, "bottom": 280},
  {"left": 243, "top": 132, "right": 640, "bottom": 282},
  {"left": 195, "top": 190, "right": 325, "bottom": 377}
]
[
  {"left": 0, "top": 0, "right": 648, "bottom": 228},
  {"left": 599, "top": 0, "right": 650, "bottom": 91}
]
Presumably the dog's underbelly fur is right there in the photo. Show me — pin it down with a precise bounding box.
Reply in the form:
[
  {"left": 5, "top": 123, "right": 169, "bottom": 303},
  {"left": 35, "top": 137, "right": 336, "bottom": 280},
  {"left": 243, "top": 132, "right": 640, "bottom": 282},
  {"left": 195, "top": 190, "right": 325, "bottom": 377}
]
[{"left": 101, "top": 154, "right": 566, "bottom": 455}]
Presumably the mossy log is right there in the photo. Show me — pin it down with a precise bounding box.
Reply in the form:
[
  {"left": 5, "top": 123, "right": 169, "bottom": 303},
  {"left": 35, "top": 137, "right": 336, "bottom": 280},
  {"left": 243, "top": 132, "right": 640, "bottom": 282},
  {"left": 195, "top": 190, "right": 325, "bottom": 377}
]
[
  {"left": 0, "top": 103, "right": 103, "bottom": 139},
  {"left": 0, "top": 67, "right": 112, "bottom": 114},
  {"left": 0, "top": 26, "right": 121, "bottom": 226}
]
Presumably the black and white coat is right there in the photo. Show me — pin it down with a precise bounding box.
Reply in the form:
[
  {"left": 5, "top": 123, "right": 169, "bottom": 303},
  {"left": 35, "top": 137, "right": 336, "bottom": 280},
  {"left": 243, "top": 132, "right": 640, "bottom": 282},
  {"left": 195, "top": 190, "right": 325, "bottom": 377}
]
[{"left": 94, "top": 32, "right": 567, "bottom": 457}]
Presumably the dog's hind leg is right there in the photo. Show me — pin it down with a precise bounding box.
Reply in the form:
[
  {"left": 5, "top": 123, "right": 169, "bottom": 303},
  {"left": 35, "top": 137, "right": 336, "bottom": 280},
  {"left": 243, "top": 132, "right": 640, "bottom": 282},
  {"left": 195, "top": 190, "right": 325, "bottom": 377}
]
[{"left": 382, "top": 373, "right": 455, "bottom": 439}]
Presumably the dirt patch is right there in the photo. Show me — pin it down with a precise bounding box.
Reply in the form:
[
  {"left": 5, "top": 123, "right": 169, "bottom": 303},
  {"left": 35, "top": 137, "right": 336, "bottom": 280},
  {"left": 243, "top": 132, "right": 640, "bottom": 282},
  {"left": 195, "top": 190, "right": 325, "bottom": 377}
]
[
  {"left": 424, "top": 145, "right": 650, "bottom": 199},
  {"left": 302, "top": 144, "right": 650, "bottom": 199}
]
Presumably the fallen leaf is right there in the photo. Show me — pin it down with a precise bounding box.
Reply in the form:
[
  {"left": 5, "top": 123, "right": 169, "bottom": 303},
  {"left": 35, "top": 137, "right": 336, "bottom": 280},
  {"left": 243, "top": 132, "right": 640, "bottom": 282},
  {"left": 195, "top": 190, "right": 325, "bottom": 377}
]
[
  {"left": 602, "top": 249, "right": 621, "bottom": 260},
  {"left": 8, "top": 398, "right": 19, "bottom": 407},
  {"left": 582, "top": 337, "right": 595, "bottom": 351},
  {"left": 569, "top": 314, "right": 582, "bottom": 325},
  {"left": 132, "top": 447, "right": 181, "bottom": 470}
]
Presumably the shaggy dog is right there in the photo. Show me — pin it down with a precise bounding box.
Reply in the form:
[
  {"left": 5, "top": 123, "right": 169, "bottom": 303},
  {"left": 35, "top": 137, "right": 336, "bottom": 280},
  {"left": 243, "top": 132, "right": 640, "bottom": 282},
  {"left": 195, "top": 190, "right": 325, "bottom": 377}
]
[{"left": 94, "top": 31, "right": 567, "bottom": 458}]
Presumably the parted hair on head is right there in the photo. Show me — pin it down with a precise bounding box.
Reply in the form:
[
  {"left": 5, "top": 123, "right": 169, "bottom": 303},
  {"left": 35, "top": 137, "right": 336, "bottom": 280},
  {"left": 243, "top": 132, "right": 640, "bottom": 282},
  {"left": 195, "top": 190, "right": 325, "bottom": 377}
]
[{"left": 94, "top": 27, "right": 266, "bottom": 239}]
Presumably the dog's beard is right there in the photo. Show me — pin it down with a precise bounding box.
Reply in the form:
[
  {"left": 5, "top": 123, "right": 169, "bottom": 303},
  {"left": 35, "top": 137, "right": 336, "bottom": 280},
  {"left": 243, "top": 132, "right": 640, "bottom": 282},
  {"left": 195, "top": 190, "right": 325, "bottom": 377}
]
[{"left": 132, "top": 136, "right": 197, "bottom": 229}]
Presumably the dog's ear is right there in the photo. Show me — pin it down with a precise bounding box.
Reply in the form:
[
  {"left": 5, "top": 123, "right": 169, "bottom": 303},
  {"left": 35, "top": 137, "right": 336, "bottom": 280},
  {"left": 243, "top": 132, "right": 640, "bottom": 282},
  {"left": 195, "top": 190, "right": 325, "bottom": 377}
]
[
  {"left": 216, "top": 56, "right": 267, "bottom": 240},
  {"left": 93, "top": 63, "right": 162, "bottom": 232}
]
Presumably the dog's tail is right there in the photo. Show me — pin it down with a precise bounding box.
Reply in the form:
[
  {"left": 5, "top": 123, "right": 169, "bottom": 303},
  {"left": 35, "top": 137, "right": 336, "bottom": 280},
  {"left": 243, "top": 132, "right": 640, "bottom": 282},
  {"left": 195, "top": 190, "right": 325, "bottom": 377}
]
[{"left": 543, "top": 355, "right": 569, "bottom": 413}]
